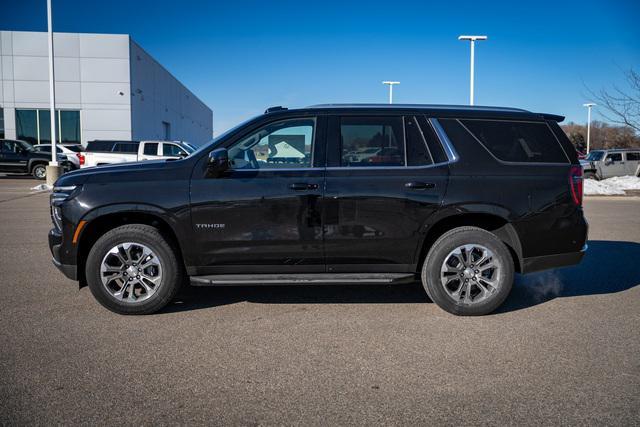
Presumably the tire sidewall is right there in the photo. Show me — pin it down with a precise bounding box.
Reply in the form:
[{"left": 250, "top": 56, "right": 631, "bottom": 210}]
[
  {"left": 422, "top": 228, "right": 514, "bottom": 316},
  {"left": 86, "top": 225, "right": 180, "bottom": 314},
  {"left": 32, "top": 164, "right": 46, "bottom": 180}
]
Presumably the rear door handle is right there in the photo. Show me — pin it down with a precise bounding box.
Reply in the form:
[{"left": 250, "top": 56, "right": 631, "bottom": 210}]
[
  {"left": 290, "top": 182, "right": 318, "bottom": 191},
  {"left": 405, "top": 181, "right": 435, "bottom": 190}
]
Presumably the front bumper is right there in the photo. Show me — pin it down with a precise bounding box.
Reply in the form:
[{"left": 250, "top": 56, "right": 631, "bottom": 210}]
[
  {"left": 521, "top": 244, "right": 587, "bottom": 274},
  {"left": 49, "top": 229, "right": 77, "bottom": 280}
]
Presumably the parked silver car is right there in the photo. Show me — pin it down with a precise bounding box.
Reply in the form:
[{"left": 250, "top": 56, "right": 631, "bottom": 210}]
[{"left": 580, "top": 148, "right": 640, "bottom": 179}]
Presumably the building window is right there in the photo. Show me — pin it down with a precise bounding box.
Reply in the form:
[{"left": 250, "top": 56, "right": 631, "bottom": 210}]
[
  {"left": 15, "top": 109, "right": 81, "bottom": 145},
  {"left": 16, "top": 110, "right": 38, "bottom": 144},
  {"left": 0, "top": 108, "right": 4, "bottom": 139}
]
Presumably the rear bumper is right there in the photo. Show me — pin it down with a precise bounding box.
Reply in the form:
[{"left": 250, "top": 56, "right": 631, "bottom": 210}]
[{"left": 521, "top": 244, "right": 587, "bottom": 274}]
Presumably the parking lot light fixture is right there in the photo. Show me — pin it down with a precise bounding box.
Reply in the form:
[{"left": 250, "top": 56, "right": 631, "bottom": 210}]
[
  {"left": 583, "top": 103, "right": 596, "bottom": 154},
  {"left": 47, "top": 0, "right": 58, "bottom": 167},
  {"left": 382, "top": 81, "right": 400, "bottom": 104},
  {"left": 458, "top": 35, "right": 488, "bottom": 106}
]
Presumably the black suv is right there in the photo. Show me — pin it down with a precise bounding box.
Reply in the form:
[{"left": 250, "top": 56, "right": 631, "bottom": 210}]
[
  {"left": 49, "top": 105, "right": 588, "bottom": 316},
  {"left": 0, "top": 139, "right": 70, "bottom": 179}
]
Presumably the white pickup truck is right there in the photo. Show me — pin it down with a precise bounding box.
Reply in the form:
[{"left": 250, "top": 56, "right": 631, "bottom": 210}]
[{"left": 82, "top": 140, "right": 196, "bottom": 168}]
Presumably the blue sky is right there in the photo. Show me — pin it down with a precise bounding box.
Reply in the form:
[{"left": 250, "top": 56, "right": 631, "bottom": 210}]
[{"left": 2, "top": 0, "right": 639, "bottom": 134}]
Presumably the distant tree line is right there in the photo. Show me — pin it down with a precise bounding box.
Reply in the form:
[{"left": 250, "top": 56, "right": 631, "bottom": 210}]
[
  {"left": 561, "top": 121, "right": 640, "bottom": 152},
  {"left": 560, "top": 67, "right": 640, "bottom": 152}
]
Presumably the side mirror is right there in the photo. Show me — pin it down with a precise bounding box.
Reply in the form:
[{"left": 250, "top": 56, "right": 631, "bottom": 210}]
[
  {"left": 207, "top": 148, "right": 229, "bottom": 176},
  {"left": 605, "top": 158, "right": 613, "bottom": 165}
]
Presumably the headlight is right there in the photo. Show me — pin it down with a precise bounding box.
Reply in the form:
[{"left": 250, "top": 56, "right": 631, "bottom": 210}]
[
  {"left": 50, "top": 185, "right": 79, "bottom": 231},
  {"left": 52, "top": 206, "right": 63, "bottom": 231},
  {"left": 52, "top": 185, "right": 78, "bottom": 202}
]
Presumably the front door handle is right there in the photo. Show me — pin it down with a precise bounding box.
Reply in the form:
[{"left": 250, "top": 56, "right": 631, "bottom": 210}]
[
  {"left": 290, "top": 182, "right": 318, "bottom": 191},
  {"left": 405, "top": 181, "right": 435, "bottom": 190}
]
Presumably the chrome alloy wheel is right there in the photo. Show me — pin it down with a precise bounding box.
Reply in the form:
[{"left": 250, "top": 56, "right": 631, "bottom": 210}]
[
  {"left": 100, "top": 242, "right": 163, "bottom": 304},
  {"left": 34, "top": 166, "right": 46, "bottom": 179},
  {"left": 440, "top": 244, "right": 501, "bottom": 304}
]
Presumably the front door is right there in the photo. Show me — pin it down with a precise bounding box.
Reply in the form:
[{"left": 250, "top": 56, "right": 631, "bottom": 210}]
[
  {"left": 602, "top": 152, "right": 626, "bottom": 178},
  {"left": 323, "top": 114, "right": 449, "bottom": 273},
  {"left": 189, "top": 116, "right": 325, "bottom": 274}
]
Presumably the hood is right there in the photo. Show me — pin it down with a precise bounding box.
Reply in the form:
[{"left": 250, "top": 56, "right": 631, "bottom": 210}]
[{"left": 54, "top": 159, "right": 173, "bottom": 187}]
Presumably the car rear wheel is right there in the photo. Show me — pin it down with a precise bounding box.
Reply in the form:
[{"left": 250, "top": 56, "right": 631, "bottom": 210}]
[
  {"left": 85, "top": 224, "right": 183, "bottom": 314},
  {"left": 584, "top": 171, "right": 598, "bottom": 180},
  {"left": 421, "top": 226, "right": 514, "bottom": 316},
  {"left": 32, "top": 164, "right": 46, "bottom": 180}
]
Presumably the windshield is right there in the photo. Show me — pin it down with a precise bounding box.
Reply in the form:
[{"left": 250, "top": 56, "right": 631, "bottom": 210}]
[
  {"left": 16, "top": 140, "right": 33, "bottom": 152},
  {"left": 585, "top": 151, "right": 604, "bottom": 161},
  {"left": 189, "top": 115, "right": 261, "bottom": 157}
]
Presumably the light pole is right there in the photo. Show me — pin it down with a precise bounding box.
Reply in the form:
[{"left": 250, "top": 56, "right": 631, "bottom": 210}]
[
  {"left": 382, "top": 81, "right": 400, "bottom": 104},
  {"left": 46, "top": 0, "right": 62, "bottom": 185},
  {"left": 583, "top": 103, "right": 596, "bottom": 154},
  {"left": 458, "top": 35, "right": 487, "bottom": 106}
]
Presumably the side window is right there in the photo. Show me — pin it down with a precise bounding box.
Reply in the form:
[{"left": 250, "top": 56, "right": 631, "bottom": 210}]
[
  {"left": 39, "top": 146, "right": 52, "bottom": 154},
  {"left": 163, "top": 144, "right": 186, "bottom": 157},
  {"left": 113, "top": 143, "right": 138, "bottom": 153},
  {"left": 3, "top": 141, "right": 17, "bottom": 153},
  {"left": 228, "top": 118, "right": 314, "bottom": 169},
  {"left": 405, "top": 116, "right": 433, "bottom": 166},
  {"left": 461, "top": 119, "right": 569, "bottom": 163},
  {"left": 625, "top": 152, "right": 640, "bottom": 161},
  {"left": 606, "top": 153, "right": 622, "bottom": 162},
  {"left": 143, "top": 143, "right": 159, "bottom": 155},
  {"left": 340, "top": 116, "right": 404, "bottom": 167},
  {"left": 0, "top": 141, "right": 12, "bottom": 153}
]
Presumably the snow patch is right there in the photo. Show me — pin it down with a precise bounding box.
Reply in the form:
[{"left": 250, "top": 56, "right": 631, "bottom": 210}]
[
  {"left": 584, "top": 175, "right": 640, "bottom": 196},
  {"left": 31, "top": 184, "right": 52, "bottom": 191}
]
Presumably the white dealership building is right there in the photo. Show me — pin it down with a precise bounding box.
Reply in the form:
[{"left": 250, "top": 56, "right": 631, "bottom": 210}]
[{"left": 0, "top": 31, "right": 212, "bottom": 146}]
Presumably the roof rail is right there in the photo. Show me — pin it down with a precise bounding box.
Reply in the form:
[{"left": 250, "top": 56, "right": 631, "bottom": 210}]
[{"left": 265, "top": 106, "right": 288, "bottom": 114}]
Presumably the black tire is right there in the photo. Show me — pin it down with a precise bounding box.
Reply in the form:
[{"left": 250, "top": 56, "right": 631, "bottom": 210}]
[
  {"left": 584, "top": 171, "right": 598, "bottom": 180},
  {"left": 31, "top": 163, "right": 46, "bottom": 180},
  {"left": 421, "top": 226, "right": 514, "bottom": 316},
  {"left": 85, "top": 224, "right": 183, "bottom": 315}
]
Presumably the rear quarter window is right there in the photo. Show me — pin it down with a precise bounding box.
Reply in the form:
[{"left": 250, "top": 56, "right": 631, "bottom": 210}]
[
  {"left": 460, "top": 119, "right": 569, "bottom": 163},
  {"left": 86, "top": 141, "right": 114, "bottom": 152}
]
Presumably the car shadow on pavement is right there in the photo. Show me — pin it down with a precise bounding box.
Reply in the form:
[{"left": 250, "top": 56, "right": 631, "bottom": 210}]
[
  {"left": 498, "top": 240, "right": 640, "bottom": 313},
  {"left": 162, "top": 240, "right": 640, "bottom": 314}
]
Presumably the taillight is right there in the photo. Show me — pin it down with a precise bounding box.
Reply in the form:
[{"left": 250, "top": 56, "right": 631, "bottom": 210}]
[
  {"left": 569, "top": 166, "right": 583, "bottom": 206},
  {"left": 77, "top": 153, "right": 85, "bottom": 166}
]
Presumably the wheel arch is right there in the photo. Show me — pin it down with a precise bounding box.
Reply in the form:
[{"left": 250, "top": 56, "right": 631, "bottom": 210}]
[
  {"left": 75, "top": 207, "right": 186, "bottom": 288},
  {"left": 416, "top": 212, "right": 523, "bottom": 273},
  {"left": 28, "top": 159, "right": 47, "bottom": 173}
]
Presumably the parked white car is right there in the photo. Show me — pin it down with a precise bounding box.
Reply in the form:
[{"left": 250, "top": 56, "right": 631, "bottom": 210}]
[
  {"left": 31, "top": 143, "right": 85, "bottom": 169},
  {"left": 82, "top": 140, "right": 196, "bottom": 168}
]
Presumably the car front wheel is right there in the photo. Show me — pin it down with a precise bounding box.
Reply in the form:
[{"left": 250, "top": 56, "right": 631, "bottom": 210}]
[
  {"left": 422, "top": 226, "right": 514, "bottom": 316},
  {"left": 32, "top": 164, "right": 46, "bottom": 180},
  {"left": 85, "top": 224, "right": 183, "bottom": 315}
]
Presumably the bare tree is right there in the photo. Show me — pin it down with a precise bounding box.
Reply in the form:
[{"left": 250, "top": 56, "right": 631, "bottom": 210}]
[{"left": 590, "top": 68, "right": 640, "bottom": 133}]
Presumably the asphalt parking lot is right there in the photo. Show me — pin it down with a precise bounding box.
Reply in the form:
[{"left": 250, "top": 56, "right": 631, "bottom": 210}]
[{"left": 0, "top": 175, "right": 638, "bottom": 425}]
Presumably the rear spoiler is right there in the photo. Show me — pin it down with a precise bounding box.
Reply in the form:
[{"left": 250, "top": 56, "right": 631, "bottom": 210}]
[{"left": 541, "top": 113, "right": 565, "bottom": 122}]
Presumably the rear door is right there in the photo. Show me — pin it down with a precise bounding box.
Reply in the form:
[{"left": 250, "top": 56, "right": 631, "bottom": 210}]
[
  {"left": 139, "top": 142, "right": 161, "bottom": 161},
  {"left": 323, "top": 114, "right": 449, "bottom": 272},
  {"left": 624, "top": 152, "right": 640, "bottom": 176}
]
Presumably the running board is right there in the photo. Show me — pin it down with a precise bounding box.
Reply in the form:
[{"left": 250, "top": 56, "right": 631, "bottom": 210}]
[{"left": 190, "top": 273, "right": 416, "bottom": 286}]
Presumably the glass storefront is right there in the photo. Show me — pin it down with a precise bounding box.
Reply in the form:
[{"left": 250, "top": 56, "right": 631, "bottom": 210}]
[
  {"left": 16, "top": 109, "right": 80, "bottom": 144},
  {"left": 0, "top": 108, "right": 4, "bottom": 139}
]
